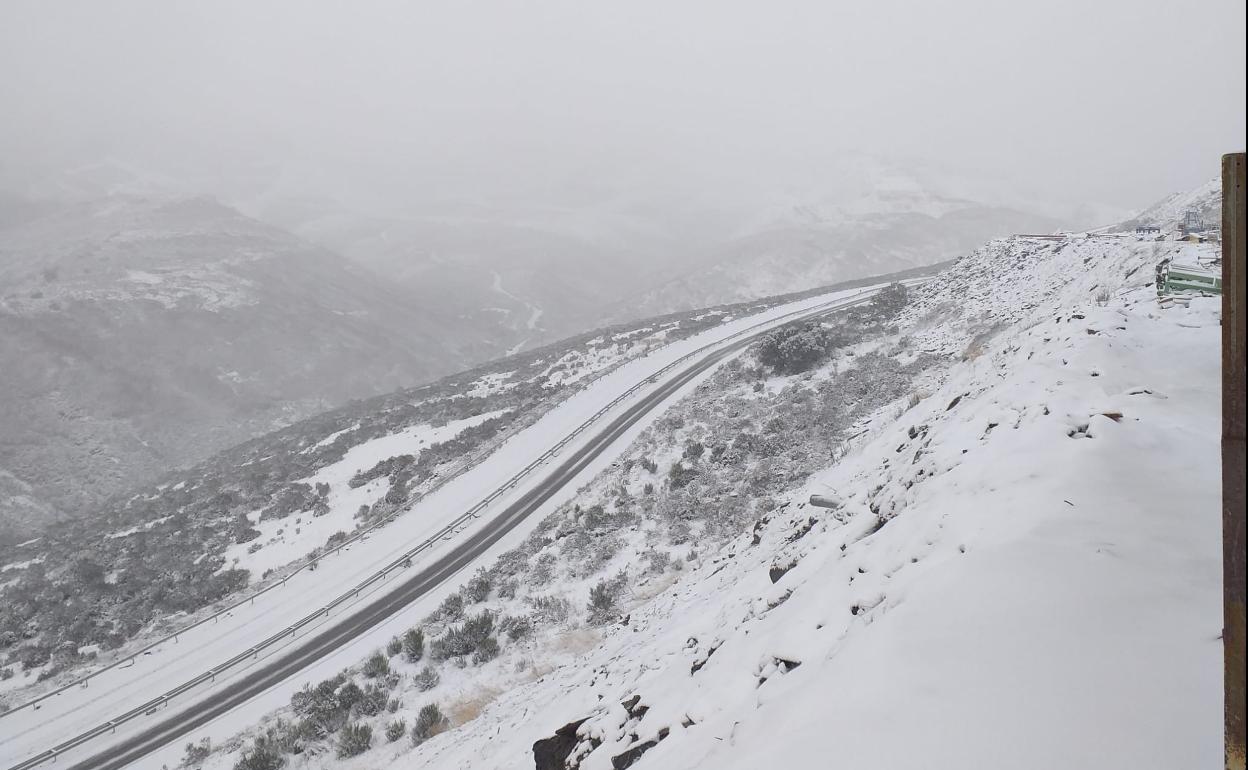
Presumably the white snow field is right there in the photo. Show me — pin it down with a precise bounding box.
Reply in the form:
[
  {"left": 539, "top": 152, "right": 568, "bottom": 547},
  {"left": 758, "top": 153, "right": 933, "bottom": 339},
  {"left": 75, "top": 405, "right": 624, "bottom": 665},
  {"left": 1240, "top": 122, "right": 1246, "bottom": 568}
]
[
  {"left": 220, "top": 409, "right": 511, "bottom": 576},
  {"left": 0, "top": 281, "right": 899, "bottom": 769},
  {"left": 371, "top": 233, "right": 1220, "bottom": 770}
]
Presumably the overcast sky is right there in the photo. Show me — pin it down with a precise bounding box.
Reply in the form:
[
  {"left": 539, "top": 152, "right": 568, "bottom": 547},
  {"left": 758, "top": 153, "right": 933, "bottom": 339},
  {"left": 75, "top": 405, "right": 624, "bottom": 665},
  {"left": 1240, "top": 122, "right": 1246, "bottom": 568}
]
[{"left": 1, "top": 0, "right": 1244, "bottom": 212}]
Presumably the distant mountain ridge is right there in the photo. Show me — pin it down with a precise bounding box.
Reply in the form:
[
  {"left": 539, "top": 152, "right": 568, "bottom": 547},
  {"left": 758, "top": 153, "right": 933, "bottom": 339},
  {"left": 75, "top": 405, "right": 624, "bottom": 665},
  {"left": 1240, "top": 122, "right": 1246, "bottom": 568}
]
[
  {"left": 0, "top": 154, "right": 1091, "bottom": 539},
  {"left": 0, "top": 195, "right": 478, "bottom": 538},
  {"left": 610, "top": 198, "right": 1060, "bottom": 320}
]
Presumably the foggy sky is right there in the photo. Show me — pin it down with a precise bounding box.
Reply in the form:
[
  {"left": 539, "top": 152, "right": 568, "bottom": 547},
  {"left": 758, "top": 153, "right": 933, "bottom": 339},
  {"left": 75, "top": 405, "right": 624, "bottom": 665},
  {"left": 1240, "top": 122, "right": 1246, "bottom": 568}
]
[{"left": 2, "top": 0, "right": 1244, "bottom": 212}]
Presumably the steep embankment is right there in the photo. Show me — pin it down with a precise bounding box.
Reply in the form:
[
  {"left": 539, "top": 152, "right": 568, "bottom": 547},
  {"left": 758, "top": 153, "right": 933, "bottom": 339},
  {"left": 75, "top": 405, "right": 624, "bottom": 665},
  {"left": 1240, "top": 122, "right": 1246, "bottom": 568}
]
[{"left": 405, "top": 226, "right": 1222, "bottom": 767}]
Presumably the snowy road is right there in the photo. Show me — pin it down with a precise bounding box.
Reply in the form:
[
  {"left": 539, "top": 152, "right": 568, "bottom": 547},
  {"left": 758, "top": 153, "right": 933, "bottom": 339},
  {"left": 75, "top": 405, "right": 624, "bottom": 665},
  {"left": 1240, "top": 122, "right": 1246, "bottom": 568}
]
[{"left": 0, "top": 281, "right": 913, "bottom": 770}]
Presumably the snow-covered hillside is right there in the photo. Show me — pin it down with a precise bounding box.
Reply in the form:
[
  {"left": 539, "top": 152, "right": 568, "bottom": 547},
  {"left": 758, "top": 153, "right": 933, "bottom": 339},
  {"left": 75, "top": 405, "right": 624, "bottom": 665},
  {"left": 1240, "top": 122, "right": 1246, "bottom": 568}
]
[
  {"left": 614, "top": 154, "right": 1064, "bottom": 320},
  {"left": 1116, "top": 177, "right": 1221, "bottom": 233},
  {"left": 410, "top": 237, "right": 1221, "bottom": 770},
  {"left": 167, "top": 182, "right": 1224, "bottom": 770}
]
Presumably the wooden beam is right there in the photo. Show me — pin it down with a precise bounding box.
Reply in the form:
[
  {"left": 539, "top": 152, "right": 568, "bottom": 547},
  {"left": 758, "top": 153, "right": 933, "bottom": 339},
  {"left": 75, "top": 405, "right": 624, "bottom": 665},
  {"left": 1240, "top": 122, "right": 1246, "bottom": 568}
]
[{"left": 1223, "top": 151, "right": 1246, "bottom": 770}]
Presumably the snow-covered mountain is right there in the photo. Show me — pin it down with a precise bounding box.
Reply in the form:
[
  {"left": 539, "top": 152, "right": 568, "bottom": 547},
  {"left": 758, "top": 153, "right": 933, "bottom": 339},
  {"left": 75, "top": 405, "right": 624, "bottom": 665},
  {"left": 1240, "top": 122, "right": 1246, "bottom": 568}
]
[
  {"left": 616, "top": 202, "right": 1057, "bottom": 317},
  {"left": 165, "top": 181, "right": 1221, "bottom": 770},
  {"left": 1115, "top": 176, "right": 1222, "bottom": 232},
  {"left": 0, "top": 195, "right": 483, "bottom": 539},
  {"left": 17, "top": 153, "right": 1079, "bottom": 355}
]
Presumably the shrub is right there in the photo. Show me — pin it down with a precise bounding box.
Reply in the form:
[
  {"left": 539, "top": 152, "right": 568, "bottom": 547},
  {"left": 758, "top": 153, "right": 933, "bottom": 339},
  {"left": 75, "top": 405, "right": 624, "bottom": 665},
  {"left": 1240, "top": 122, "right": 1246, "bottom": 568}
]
[
  {"left": 587, "top": 572, "right": 629, "bottom": 626},
  {"left": 234, "top": 741, "right": 283, "bottom": 770},
  {"left": 471, "top": 636, "right": 500, "bottom": 664},
  {"left": 529, "top": 552, "right": 558, "bottom": 585},
  {"left": 403, "top": 628, "right": 424, "bottom": 662},
  {"left": 183, "top": 738, "right": 211, "bottom": 765},
  {"left": 354, "top": 683, "right": 388, "bottom": 717},
  {"left": 643, "top": 548, "right": 670, "bottom": 574},
  {"left": 527, "top": 594, "right": 571, "bottom": 625},
  {"left": 336, "top": 723, "right": 372, "bottom": 758},
  {"left": 414, "top": 664, "right": 440, "bottom": 691},
  {"left": 18, "top": 645, "right": 51, "bottom": 670},
  {"left": 463, "top": 568, "right": 492, "bottom": 603},
  {"left": 667, "top": 462, "right": 698, "bottom": 490},
  {"left": 362, "top": 650, "right": 389, "bottom": 678},
  {"left": 260, "top": 719, "right": 303, "bottom": 755},
  {"left": 291, "top": 675, "right": 351, "bottom": 731},
  {"left": 233, "top": 514, "right": 261, "bottom": 545},
  {"left": 430, "top": 611, "right": 495, "bottom": 660},
  {"left": 411, "top": 703, "right": 449, "bottom": 745},
  {"left": 498, "top": 614, "right": 533, "bottom": 641},
  {"left": 386, "top": 636, "right": 403, "bottom": 657},
  {"left": 755, "top": 323, "right": 830, "bottom": 374},
  {"left": 337, "top": 681, "right": 364, "bottom": 717},
  {"left": 496, "top": 578, "right": 519, "bottom": 599},
  {"left": 437, "top": 593, "right": 464, "bottom": 621},
  {"left": 385, "top": 719, "right": 407, "bottom": 743}
]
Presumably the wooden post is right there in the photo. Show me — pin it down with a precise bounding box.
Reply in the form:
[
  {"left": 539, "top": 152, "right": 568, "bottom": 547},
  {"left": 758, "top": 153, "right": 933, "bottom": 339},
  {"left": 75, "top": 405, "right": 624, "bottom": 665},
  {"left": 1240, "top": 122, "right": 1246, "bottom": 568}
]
[{"left": 1224, "top": 151, "right": 1246, "bottom": 770}]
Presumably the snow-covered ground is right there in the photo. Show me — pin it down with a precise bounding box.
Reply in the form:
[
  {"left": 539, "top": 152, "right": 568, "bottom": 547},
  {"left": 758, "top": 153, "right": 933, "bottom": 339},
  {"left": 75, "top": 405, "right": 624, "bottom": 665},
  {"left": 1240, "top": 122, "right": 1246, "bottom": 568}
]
[
  {"left": 0, "top": 282, "right": 893, "bottom": 769},
  {"left": 220, "top": 410, "right": 510, "bottom": 576},
  {"left": 397, "top": 239, "right": 1221, "bottom": 770}
]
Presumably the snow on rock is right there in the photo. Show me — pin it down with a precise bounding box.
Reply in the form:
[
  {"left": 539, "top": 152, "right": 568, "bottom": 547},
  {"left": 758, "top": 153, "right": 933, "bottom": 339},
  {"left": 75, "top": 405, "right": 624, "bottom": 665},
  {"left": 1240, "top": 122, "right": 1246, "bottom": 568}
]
[{"left": 405, "top": 233, "right": 1221, "bottom": 768}]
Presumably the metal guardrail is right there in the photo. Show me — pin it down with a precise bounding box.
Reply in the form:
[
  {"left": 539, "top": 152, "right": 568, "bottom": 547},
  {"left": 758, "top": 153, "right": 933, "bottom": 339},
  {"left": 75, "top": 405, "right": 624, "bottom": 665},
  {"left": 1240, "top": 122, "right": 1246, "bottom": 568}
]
[{"left": 2, "top": 283, "right": 909, "bottom": 770}]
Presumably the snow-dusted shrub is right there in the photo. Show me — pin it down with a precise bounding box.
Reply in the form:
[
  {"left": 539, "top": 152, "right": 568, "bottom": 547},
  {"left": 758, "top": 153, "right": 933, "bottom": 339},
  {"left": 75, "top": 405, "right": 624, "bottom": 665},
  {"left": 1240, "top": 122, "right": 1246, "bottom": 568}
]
[
  {"left": 414, "top": 664, "right": 440, "bottom": 691},
  {"left": 411, "top": 703, "right": 449, "bottom": 745},
  {"left": 362, "top": 650, "right": 389, "bottom": 678},
  {"left": 385, "top": 719, "right": 407, "bottom": 743},
  {"left": 353, "top": 683, "right": 388, "bottom": 717},
  {"left": 335, "top": 723, "right": 372, "bottom": 758},
  {"left": 496, "top": 577, "right": 520, "bottom": 599},
  {"left": 756, "top": 322, "right": 836, "bottom": 374},
  {"left": 529, "top": 551, "right": 558, "bottom": 585},
  {"left": 290, "top": 675, "right": 354, "bottom": 734},
  {"left": 490, "top": 547, "right": 532, "bottom": 578},
  {"left": 463, "top": 568, "right": 492, "bottom": 603},
  {"left": 336, "top": 681, "right": 364, "bottom": 716},
  {"left": 403, "top": 628, "right": 425, "bottom": 662},
  {"left": 568, "top": 530, "right": 623, "bottom": 579},
  {"left": 233, "top": 740, "right": 283, "bottom": 770},
  {"left": 436, "top": 593, "right": 464, "bottom": 622},
  {"left": 471, "top": 636, "right": 500, "bottom": 664},
  {"left": 527, "top": 594, "right": 572, "bottom": 625},
  {"left": 641, "top": 548, "right": 670, "bottom": 574},
  {"left": 666, "top": 461, "right": 699, "bottom": 490},
  {"left": 431, "top": 611, "right": 496, "bottom": 661},
  {"left": 256, "top": 720, "right": 305, "bottom": 755},
  {"left": 667, "top": 520, "right": 692, "bottom": 544},
  {"left": 586, "top": 571, "right": 629, "bottom": 626},
  {"left": 183, "top": 738, "right": 211, "bottom": 765},
  {"left": 386, "top": 636, "right": 403, "bottom": 657},
  {"left": 498, "top": 614, "right": 533, "bottom": 641}
]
